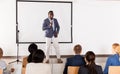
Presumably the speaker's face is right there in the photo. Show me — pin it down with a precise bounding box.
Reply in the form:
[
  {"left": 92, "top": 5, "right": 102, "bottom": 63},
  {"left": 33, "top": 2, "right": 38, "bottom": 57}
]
[{"left": 48, "top": 13, "right": 54, "bottom": 20}]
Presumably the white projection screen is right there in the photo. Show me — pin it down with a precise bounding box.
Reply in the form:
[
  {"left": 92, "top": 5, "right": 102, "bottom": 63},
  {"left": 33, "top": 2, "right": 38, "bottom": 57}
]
[{"left": 17, "top": 0, "right": 73, "bottom": 43}]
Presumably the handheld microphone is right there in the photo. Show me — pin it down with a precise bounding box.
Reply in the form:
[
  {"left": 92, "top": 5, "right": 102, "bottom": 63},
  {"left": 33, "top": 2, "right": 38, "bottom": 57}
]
[{"left": 50, "top": 20, "right": 53, "bottom": 27}]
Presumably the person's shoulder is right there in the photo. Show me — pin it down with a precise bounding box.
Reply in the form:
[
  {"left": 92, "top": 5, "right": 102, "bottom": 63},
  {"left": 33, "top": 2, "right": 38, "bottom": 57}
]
[
  {"left": 95, "top": 65, "right": 102, "bottom": 71},
  {"left": 67, "top": 55, "right": 84, "bottom": 60},
  {"left": 77, "top": 55, "right": 84, "bottom": 58},
  {"left": 74, "top": 55, "right": 84, "bottom": 60},
  {"left": 108, "top": 54, "right": 117, "bottom": 60},
  {"left": 0, "top": 59, "right": 7, "bottom": 69},
  {"left": 0, "top": 59, "right": 6, "bottom": 64},
  {"left": 27, "top": 63, "right": 51, "bottom": 68},
  {"left": 79, "top": 66, "right": 88, "bottom": 73},
  {"left": 28, "top": 63, "right": 50, "bottom": 65},
  {"left": 66, "top": 56, "right": 75, "bottom": 63},
  {"left": 67, "top": 55, "right": 76, "bottom": 60},
  {"left": 44, "top": 18, "right": 49, "bottom": 21},
  {"left": 67, "top": 57, "right": 73, "bottom": 61},
  {"left": 80, "top": 65, "right": 87, "bottom": 69},
  {"left": 53, "top": 18, "right": 58, "bottom": 21},
  {"left": 53, "top": 18, "right": 57, "bottom": 20},
  {"left": 95, "top": 65, "right": 103, "bottom": 74},
  {"left": 96, "top": 65, "right": 102, "bottom": 69}
]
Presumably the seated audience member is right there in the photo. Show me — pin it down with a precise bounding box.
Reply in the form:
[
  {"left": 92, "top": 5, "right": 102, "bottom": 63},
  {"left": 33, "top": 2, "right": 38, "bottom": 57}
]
[
  {"left": 104, "top": 45, "right": 120, "bottom": 74},
  {"left": 27, "top": 43, "right": 38, "bottom": 63},
  {"left": 112, "top": 43, "right": 119, "bottom": 54},
  {"left": 78, "top": 51, "right": 103, "bottom": 74},
  {"left": 0, "top": 48, "right": 10, "bottom": 74},
  {"left": 0, "top": 48, "right": 7, "bottom": 69},
  {"left": 22, "top": 43, "right": 38, "bottom": 68},
  {"left": 26, "top": 49, "right": 51, "bottom": 74},
  {"left": 63, "top": 44, "right": 86, "bottom": 74}
]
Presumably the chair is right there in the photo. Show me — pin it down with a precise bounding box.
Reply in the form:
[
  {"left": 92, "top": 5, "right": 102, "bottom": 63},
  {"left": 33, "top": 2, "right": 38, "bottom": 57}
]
[
  {"left": 25, "top": 63, "right": 51, "bottom": 74},
  {"left": 22, "top": 57, "right": 28, "bottom": 74},
  {"left": 109, "top": 66, "right": 120, "bottom": 74},
  {"left": 22, "top": 57, "right": 28, "bottom": 68},
  {"left": 22, "top": 68, "right": 26, "bottom": 74},
  {"left": 52, "top": 64, "right": 64, "bottom": 74},
  {"left": 0, "top": 69, "right": 3, "bottom": 74},
  {"left": 68, "top": 66, "right": 80, "bottom": 74}
]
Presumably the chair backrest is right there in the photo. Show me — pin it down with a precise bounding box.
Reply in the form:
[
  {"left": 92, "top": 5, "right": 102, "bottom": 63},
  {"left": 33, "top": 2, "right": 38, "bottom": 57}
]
[
  {"left": 22, "top": 57, "right": 28, "bottom": 74},
  {"left": 22, "top": 57, "right": 28, "bottom": 68},
  {"left": 109, "top": 66, "right": 120, "bottom": 74},
  {"left": 22, "top": 68, "right": 26, "bottom": 74},
  {"left": 26, "top": 63, "right": 51, "bottom": 74},
  {"left": 52, "top": 64, "right": 64, "bottom": 74},
  {"left": 0, "top": 69, "right": 3, "bottom": 74},
  {"left": 68, "top": 66, "right": 80, "bottom": 74}
]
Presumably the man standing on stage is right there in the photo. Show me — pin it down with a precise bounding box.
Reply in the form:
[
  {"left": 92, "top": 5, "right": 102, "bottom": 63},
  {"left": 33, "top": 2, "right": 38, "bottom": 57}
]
[{"left": 42, "top": 11, "right": 63, "bottom": 63}]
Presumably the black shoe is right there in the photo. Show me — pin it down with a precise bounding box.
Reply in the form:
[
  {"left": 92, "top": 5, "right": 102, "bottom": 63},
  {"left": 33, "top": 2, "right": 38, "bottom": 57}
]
[{"left": 57, "top": 59, "right": 63, "bottom": 63}]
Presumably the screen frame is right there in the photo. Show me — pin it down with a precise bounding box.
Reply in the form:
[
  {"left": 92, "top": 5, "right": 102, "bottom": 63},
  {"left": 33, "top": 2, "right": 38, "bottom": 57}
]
[{"left": 16, "top": 0, "right": 73, "bottom": 44}]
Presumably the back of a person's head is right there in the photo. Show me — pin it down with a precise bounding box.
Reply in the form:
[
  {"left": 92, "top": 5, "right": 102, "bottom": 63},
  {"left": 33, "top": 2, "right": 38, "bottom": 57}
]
[
  {"left": 85, "top": 51, "right": 95, "bottom": 63},
  {"left": 32, "top": 49, "right": 45, "bottom": 63},
  {"left": 0, "top": 48, "right": 3, "bottom": 58},
  {"left": 115, "top": 45, "right": 120, "bottom": 54},
  {"left": 28, "top": 43, "right": 38, "bottom": 53},
  {"left": 85, "top": 51, "right": 97, "bottom": 74},
  {"left": 112, "top": 43, "right": 119, "bottom": 49},
  {"left": 74, "top": 44, "right": 82, "bottom": 54}
]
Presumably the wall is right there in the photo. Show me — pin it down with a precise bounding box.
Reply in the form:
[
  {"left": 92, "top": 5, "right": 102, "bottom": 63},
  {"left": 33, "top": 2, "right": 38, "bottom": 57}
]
[
  {"left": 0, "top": 0, "right": 120, "bottom": 56},
  {"left": 0, "top": 0, "right": 16, "bottom": 56}
]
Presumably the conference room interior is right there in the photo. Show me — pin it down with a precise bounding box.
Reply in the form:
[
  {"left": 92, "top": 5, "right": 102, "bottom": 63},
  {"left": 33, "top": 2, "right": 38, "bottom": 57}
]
[{"left": 1, "top": 0, "right": 120, "bottom": 74}]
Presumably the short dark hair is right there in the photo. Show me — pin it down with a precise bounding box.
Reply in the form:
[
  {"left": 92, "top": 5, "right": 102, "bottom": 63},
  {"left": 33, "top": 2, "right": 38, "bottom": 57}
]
[
  {"left": 112, "top": 43, "right": 119, "bottom": 46},
  {"left": 74, "top": 44, "right": 82, "bottom": 54},
  {"left": 48, "top": 10, "right": 54, "bottom": 15},
  {"left": 28, "top": 43, "right": 38, "bottom": 53},
  {"left": 32, "top": 49, "right": 45, "bottom": 63}
]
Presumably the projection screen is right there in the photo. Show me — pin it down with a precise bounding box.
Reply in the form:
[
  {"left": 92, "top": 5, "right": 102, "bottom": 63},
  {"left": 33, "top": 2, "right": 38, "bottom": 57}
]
[{"left": 17, "top": 0, "right": 73, "bottom": 43}]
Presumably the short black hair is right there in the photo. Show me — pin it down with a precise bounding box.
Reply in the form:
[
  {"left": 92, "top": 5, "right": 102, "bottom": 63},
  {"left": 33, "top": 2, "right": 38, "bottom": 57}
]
[
  {"left": 32, "top": 49, "right": 45, "bottom": 63},
  {"left": 48, "top": 10, "right": 54, "bottom": 15},
  {"left": 28, "top": 43, "right": 38, "bottom": 53}
]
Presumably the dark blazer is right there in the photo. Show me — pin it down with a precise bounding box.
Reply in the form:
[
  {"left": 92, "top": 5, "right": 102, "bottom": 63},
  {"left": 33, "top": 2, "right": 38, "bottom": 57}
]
[
  {"left": 63, "top": 55, "right": 86, "bottom": 74},
  {"left": 42, "top": 18, "right": 60, "bottom": 38},
  {"left": 78, "top": 65, "right": 103, "bottom": 74}
]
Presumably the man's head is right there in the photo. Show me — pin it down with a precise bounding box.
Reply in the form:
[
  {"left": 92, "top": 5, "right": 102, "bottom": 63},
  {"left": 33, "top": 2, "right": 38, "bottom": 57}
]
[
  {"left": 48, "top": 11, "right": 54, "bottom": 20},
  {"left": 0, "top": 48, "right": 3, "bottom": 58},
  {"left": 28, "top": 43, "right": 38, "bottom": 54},
  {"left": 73, "top": 44, "right": 82, "bottom": 54},
  {"left": 112, "top": 43, "right": 119, "bottom": 50},
  {"left": 115, "top": 45, "right": 120, "bottom": 54},
  {"left": 32, "top": 49, "right": 45, "bottom": 63}
]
